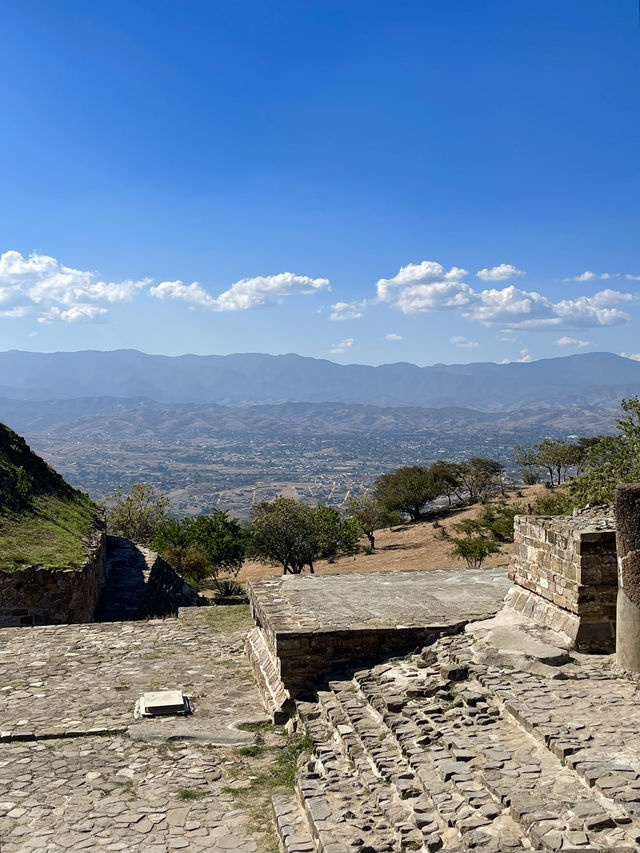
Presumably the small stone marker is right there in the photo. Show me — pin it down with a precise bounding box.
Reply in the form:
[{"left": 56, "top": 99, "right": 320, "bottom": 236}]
[{"left": 139, "top": 690, "right": 189, "bottom": 717}]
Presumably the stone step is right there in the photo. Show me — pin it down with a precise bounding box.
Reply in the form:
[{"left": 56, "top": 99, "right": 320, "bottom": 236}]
[
  {"left": 322, "top": 681, "right": 450, "bottom": 852},
  {"left": 245, "top": 626, "right": 294, "bottom": 723},
  {"left": 346, "top": 675, "right": 518, "bottom": 852},
  {"left": 272, "top": 792, "right": 316, "bottom": 853},
  {"left": 371, "top": 634, "right": 640, "bottom": 851},
  {"left": 296, "top": 701, "right": 399, "bottom": 852}
]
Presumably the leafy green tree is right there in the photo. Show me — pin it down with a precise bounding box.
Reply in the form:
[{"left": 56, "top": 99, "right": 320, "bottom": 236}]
[
  {"left": 429, "top": 461, "right": 464, "bottom": 505},
  {"left": 153, "top": 511, "right": 245, "bottom": 582},
  {"left": 531, "top": 488, "right": 577, "bottom": 516},
  {"left": 106, "top": 482, "right": 170, "bottom": 544},
  {"left": 346, "top": 495, "right": 399, "bottom": 551},
  {"left": 248, "top": 497, "right": 359, "bottom": 574},
  {"left": 534, "top": 439, "right": 583, "bottom": 485},
  {"left": 569, "top": 397, "right": 640, "bottom": 504},
  {"left": 447, "top": 518, "right": 501, "bottom": 568},
  {"left": 512, "top": 444, "right": 542, "bottom": 485},
  {"left": 373, "top": 465, "right": 442, "bottom": 522},
  {"left": 477, "top": 502, "right": 524, "bottom": 542},
  {"left": 313, "top": 504, "right": 360, "bottom": 562}
]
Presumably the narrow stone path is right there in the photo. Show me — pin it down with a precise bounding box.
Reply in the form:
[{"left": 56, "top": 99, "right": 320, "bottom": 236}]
[{"left": 94, "top": 535, "right": 150, "bottom": 621}]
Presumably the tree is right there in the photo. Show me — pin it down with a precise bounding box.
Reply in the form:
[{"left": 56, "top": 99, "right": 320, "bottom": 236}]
[
  {"left": 106, "top": 482, "right": 170, "bottom": 544},
  {"left": 570, "top": 397, "right": 640, "bottom": 504},
  {"left": 373, "top": 466, "right": 442, "bottom": 522},
  {"left": 153, "top": 511, "right": 245, "bottom": 582},
  {"left": 313, "top": 504, "right": 360, "bottom": 562},
  {"left": 512, "top": 444, "right": 542, "bottom": 485},
  {"left": 458, "top": 457, "right": 504, "bottom": 501},
  {"left": 477, "top": 502, "right": 524, "bottom": 542},
  {"left": 534, "top": 439, "right": 583, "bottom": 486},
  {"left": 248, "top": 497, "right": 358, "bottom": 574},
  {"left": 346, "top": 495, "right": 398, "bottom": 551},
  {"left": 429, "top": 461, "right": 464, "bottom": 505},
  {"left": 447, "top": 518, "right": 501, "bottom": 568}
]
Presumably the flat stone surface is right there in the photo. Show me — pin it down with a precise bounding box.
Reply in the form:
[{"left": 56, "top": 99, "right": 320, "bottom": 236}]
[
  {"left": 141, "top": 690, "right": 186, "bottom": 715},
  {"left": 249, "top": 568, "right": 511, "bottom": 633},
  {"left": 0, "top": 608, "right": 260, "bottom": 737},
  {"left": 466, "top": 607, "right": 572, "bottom": 668},
  {"left": 0, "top": 607, "right": 275, "bottom": 853}
]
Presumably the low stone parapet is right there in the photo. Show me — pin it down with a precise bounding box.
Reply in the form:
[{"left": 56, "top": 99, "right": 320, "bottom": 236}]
[{"left": 246, "top": 569, "right": 510, "bottom": 718}]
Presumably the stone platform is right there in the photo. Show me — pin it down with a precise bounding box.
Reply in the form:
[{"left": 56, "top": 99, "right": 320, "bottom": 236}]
[
  {"left": 246, "top": 568, "right": 511, "bottom": 720},
  {"left": 0, "top": 607, "right": 279, "bottom": 853}
]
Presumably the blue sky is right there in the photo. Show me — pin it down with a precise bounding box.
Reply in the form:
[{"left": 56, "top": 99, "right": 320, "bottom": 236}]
[{"left": 1, "top": 0, "right": 639, "bottom": 365}]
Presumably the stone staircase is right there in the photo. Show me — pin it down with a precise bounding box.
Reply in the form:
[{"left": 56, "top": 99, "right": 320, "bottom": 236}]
[
  {"left": 245, "top": 625, "right": 294, "bottom": 723},
  {"left": 272, "top": 634, "right": 640, "bottom": 852}
]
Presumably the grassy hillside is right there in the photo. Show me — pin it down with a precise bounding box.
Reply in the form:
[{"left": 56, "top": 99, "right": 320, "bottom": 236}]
[{"left": 0, "top": 422, "right": 97, "bottom": 570}]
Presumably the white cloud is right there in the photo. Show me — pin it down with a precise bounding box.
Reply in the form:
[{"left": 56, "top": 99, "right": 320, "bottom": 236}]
[
  {"left": 465, "top": 285, "right": 631, "bottom": 329},
  {"left": 499, "top": 335, "right": 517, "bottom": 342},
  {"left": 329, "top": 337, "right": 354, "bottom": 354},
  {"left": 385, "top": 333, "right": 402, "bottom": 341},
  {"left": 621, "top": 352, "right": 640, "bottom": 362},
  {"left": 449, "top": 335, "right": 479, "bottom": 348},
  {"left": 330, "top": 300, "right": 365, "bottom": 321},
  {"left": 568, "top": 271, "right": 623, "bottom": 282},
  {"left": 376, "top": 261, "right": 468, "bottom": 304},
  {"left": 556, "top": 336, "right": 590, "bottom": 348},
  {"left": 626, "top": 274, "right": 640, "bottom": 281},
  {"left": 376, "top": 259, "right": 635, "bottom": 330},
  {"left": 590, "top": 288, "right": 635, "bottom": 307},
  {"left": 0, "top": 249, "right": 149, "bottom": 323},
  {"left": 151, "top": 271, "right": 329, "bottom": 312},
  {"left": 476, "top": 264, "right": 525, "bottom": 282},
  {"left": 149, "top": 280, "right": 217, "bottom": 309},
  {"left": 517, "top": 348, "right": 532, "bottom": 362},
  {"left": 38, "top": 305, "right": 108, "bottom": 324}
]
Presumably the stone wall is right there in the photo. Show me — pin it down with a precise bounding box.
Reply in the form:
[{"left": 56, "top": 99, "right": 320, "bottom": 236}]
[
  {"left": 249, "top": 586, "right": 464, "bottom": 701},
  {"left": 0, "top": 521, "right": 106, "bottom": 627},
  {"left": 507, "top": 512, "right": 617, "bottom": 650},
  {"left": 137, "top": 551, "right": 206, "bottom": 619},
  {"left": 271, "top": 624, "right": 463, "bottom": 700}
]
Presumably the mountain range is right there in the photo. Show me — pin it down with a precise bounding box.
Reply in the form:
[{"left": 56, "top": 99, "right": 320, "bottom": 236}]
[{"left": 0, "top": 350, "right": 638, "bottom": 410}]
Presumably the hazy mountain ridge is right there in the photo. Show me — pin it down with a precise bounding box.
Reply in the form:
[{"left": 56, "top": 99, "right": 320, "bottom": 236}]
[
  {"left": 0, "top": 396, "right": 618, "bottom": 440},
  {"left": 0, "top": 350, "right": 638, "bottom": 410}
]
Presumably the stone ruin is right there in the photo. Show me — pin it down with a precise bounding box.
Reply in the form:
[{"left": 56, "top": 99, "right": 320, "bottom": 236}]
[
  {"left": 3, "top": 488, "right": 640, "bottom": 852},
  {"left": 506, "top": 506, "right": 617, "bottom": 651}
]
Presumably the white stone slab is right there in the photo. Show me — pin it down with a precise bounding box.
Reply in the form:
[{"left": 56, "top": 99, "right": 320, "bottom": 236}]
[{"left": 140, "top": 690, "right": 186, "bottom": 716}]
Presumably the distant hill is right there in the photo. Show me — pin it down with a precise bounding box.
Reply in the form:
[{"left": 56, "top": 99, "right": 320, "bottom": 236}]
[
  {"left": 0, "top": 422, "right": 96, "bottom": 569},
  {"left": 0, "top": 349, "right": 639, "bottom": 410},
  {"left": 0, "top": 396, "right": 619, "bottom": 439}
]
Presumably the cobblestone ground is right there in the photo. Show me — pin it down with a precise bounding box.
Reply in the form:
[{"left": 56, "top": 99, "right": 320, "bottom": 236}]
[{"left": 0, "top": 607, "right": 286, "bottom": 853}]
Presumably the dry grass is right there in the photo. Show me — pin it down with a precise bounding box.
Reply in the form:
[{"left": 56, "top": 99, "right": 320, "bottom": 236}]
[{"left": 230, "top": 484, "right": 548, "bottom": 581}]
